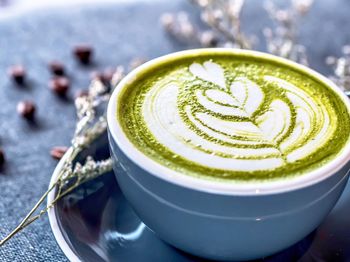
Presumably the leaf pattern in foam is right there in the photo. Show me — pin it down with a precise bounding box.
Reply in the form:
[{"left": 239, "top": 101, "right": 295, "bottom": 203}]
[
  {"left": 204, "top": 89, "right": 240, "bottom": 107},
  {"left": 189, "top": 61, "right": 226, "bottom": 90},
  {"left": 256, "top": 99, "right": 291, "bottom": 143},
  {"left": 230, "top": 77, "right": 264, "bottom": 116},
  {"left": 196, "top": 90, "right": 248, "bottom": 117}
]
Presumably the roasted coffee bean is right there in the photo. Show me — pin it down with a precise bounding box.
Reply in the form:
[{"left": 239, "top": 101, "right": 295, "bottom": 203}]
[
  {"left": 49, "top": 61, "right": 65, "bottom": 76},
  {"left": 49, "top": 76, "right": 70, "bottom": 96},
  {"left": 73, "top": 44, "right": 93, "bottom": 65},
  {"left": 50, "top": 146, "right": 68, "bottom": 160},
  {"left": 17, "top": 100, "right": 36, "bottom": 119},
  {"left": 8, "top": 65, "right": 26, "bottom": 85}
]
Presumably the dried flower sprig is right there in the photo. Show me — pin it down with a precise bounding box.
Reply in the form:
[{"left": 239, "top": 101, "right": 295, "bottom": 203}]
[
  {"left": 263, "top": 0, "right": 313, "bottom": 65},
  {"left": 0, "top": 67, "right": 125, "bottom": 247},
  {"left": 161, "top": 11, "right": 200, "bottom": 45},
  {"left": 161, "top": 0, "right": 253, "bottom": 48},
  {"left": 326, "top": 45, "right": 350, "bottom": 96},
  {"left": 161, "top": 0, "right": 313, "bottom": 65},
  {"left": 194, "top": 0, "right": 252, "bottom": 48}
]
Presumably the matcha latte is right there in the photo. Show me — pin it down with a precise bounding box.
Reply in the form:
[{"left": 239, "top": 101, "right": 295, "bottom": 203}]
[{"left": 116, "top": 50, "right": 350, "bottom": 182}]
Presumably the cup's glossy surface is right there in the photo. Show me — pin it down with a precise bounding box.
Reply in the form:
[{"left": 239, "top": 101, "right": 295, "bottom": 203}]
[
  {"left": 48, "top": 130, "right": 350, "bottom": 262},
  {"left": 107, "top": 49, "right": 350, "bottom": 261},
  {"left": 109, "top": 135, "right": 350, "bottom": 261}
]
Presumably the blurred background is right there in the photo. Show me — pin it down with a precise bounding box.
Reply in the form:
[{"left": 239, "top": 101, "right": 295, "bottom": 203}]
[{"left": 1, "top": 0, "right": 350, "bottom": 261}]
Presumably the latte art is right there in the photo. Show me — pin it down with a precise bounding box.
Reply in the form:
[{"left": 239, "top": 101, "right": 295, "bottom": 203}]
[
  {"left": 118, "top": 52, "right": 350, "bottom": 181},
  {"left": 143, "top": 61, "right": 333, "bottom": 172}
]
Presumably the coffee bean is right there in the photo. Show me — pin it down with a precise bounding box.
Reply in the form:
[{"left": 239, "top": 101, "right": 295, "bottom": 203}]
[
  {"left": 0, "top": 148, "right": 5, "bottom": 167},
  {"left": 8, "top": 65, "right": 26, "bottom": 85},
  {"left": 49, "top": 76, "right": 70, "bottom": 96},
  {"left": 17, "top": 100, "right": 36, "bottom": 119},
  {"left": 49, "top": 61, "right": 65, "bottom": 76},
  {"left": 102, "top": 68, "right": 115, "bottom": 83},
  {"left": 91, "top": 68, "right": 114, "bottom": 85},
  {"left": 75, "top": 89, "right": 89, "bottom": 98},
  {"left": 73, "top": 44, "right": 93, "bottom": 65},
  {"left": 50, "top": 146, "right": 68, "bottom": 160}
]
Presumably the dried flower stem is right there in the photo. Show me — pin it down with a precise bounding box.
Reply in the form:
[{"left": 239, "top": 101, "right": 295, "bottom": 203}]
[
  {"left": 161, "top": 0, "right": 253, "bottom": 48},
  {"left": 326, "top": 45, "right": 350, "bottom": 95},
  {"left": 0, "top": 155, "right": 113, "bottom": 246},
  {"left": 193, "top": 0, "right": 251, "bottom": 48},
  {"left": 161, "top": 0, "right": 314, "bottom": 65},
  {"left": 263, "top": 0, "right": 313, "bottom": 65},
  {"left": 0, "top": 182, "right": 57, "bottom": 246},
  {"left": 0, "top": 68, "right": 125, "bottom": 247}
]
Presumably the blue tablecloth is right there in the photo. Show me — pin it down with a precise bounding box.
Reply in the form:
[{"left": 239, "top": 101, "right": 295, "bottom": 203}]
[{"left": 0, "top": 0, "right": 349, "bottom": 260}]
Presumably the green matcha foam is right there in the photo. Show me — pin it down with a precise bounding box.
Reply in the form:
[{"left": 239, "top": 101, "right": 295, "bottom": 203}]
[{"left": 117, "top": 51, "right": 350, "bottom": 182}]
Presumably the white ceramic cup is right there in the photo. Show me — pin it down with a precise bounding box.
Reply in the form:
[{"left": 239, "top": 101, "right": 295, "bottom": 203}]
[{"left": 107, "top": 49, "right": 350, "bottom": 261}]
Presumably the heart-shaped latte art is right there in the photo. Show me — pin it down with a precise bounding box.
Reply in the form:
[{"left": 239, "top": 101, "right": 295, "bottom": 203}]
[{"left": 190, "top": 61, "right": 226, "bottom": 90}]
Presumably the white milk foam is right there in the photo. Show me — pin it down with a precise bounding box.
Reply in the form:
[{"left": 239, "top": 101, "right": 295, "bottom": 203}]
[{"left": 142, "top": 61, "right": 334, "bottom": 172}]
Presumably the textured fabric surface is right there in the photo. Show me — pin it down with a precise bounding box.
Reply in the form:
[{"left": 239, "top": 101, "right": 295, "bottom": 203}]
[
  {"left": 0, "top": 1, "right": 189, "bottom": 260},
  {"left": 0, "top": 0, "right": 349, "bottom": 261}
]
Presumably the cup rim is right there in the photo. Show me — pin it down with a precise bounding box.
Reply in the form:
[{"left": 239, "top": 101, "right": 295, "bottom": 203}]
[{"left": 107, "top": 48, "right": 350, "bottom": 196}]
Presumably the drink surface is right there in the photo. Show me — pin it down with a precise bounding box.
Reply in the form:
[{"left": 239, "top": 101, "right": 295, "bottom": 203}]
[{"left": 117, "top": 51, "right": 350, "bottom": 182}]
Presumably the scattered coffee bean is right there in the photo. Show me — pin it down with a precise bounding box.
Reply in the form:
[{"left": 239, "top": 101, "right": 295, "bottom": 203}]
[
  {"left": 91, "top": 68, "right": 114, "bottom": 85},
  {"left": 49, "top": 76, "right": 70, "bottom": 96},
  {"left": 0, "top": 148, "right": 5, "bottom": 168},
  {"left": 49, "top": 61, "right": 65, "bottom": 76},
  {"left": 75, "top": 89, "right": 89, "bottom": 98},
  {"left": 102, "top": 67, "right": 115, "bottom": 84},
  {"left": 73, "top": 44, "right": 93, "bottom": 65},
  {"left": 50, "top": 146, "right": 68, "bottom": 160},
  {"left": 8, "top": 65, "right": 26, "bottom": 85},
  {"left": 17, "top": 100, "right": 36, "bottom": 119}
]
